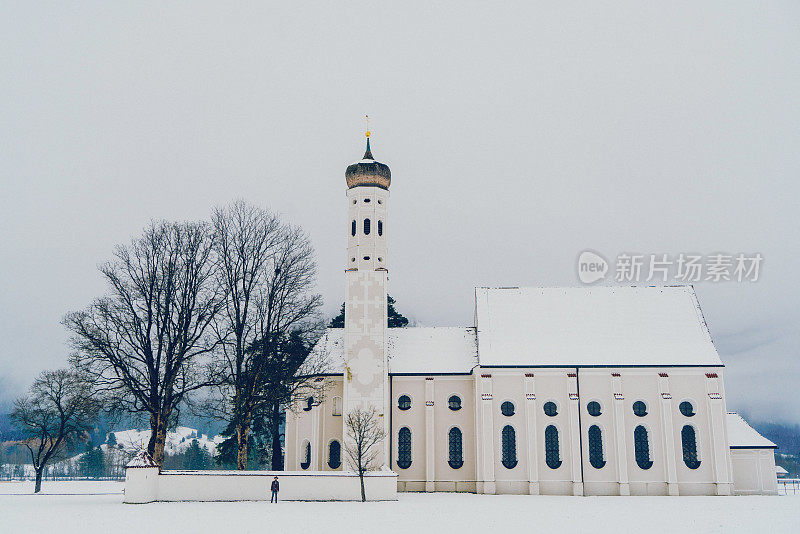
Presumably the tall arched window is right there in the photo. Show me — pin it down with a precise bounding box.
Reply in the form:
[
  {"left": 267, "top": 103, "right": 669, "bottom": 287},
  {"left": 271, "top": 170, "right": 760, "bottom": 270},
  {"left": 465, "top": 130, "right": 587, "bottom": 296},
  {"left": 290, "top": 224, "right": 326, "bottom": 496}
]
[
  {"left": 545, "top": 425, "right": 562, "bottom": 469},
  {"left": 300, "top": 441, "right": 311, "bottom": 470},
  {"left": 634, "top": 425, "right": 653, "bottom": 469},
  {"left": 378, "top": 220, "right": 383, "bottom": 236},
  {"left": 351, "top": 220, "right": 356, "bottom": 236},
  {"left": 501, "top": 425, "right": 517, "bottom": 469},
  {"left": 328, "top": 440, "right": 341, "bottom": 469},
  {"left": 682, "top": 425, "right": 701, "bottom": 469},
  {"left": 397, "top": 427, "right": 412, "bottom": 469},
  {"left": 448, "top": 427, "right": 463, "bottom": 469},
  {"left": 588, "top": 425, "right": 605, "bottom": 469},
  {"left": 363, "top": 218, "right": 371, "bottom": 235}
]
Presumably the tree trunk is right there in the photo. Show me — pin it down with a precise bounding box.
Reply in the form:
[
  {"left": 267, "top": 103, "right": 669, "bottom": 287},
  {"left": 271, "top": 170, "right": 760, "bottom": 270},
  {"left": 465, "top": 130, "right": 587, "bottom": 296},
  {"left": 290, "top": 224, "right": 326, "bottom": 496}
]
[
  {"left": 236, "top": 420, "right": 251, "bottom": 470},
  {"left": 148, "top": 411, "right": 168, "bottom": 467},
  {"left": 269, "top": 404, "right": 284, "bottom": 471},
  {"left": 34, "top": 469, "right": 42, "bottom": 494},
  {"left": 360, "top": 470, "right": 366, "bottom": 502}
]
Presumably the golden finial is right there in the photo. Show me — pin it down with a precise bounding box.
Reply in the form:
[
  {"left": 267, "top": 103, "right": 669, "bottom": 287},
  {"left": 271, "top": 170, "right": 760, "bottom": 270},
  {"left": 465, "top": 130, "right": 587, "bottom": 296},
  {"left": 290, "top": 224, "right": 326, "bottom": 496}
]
[{"left": 365, "top": 114, "right": 371, "bottom": 138}]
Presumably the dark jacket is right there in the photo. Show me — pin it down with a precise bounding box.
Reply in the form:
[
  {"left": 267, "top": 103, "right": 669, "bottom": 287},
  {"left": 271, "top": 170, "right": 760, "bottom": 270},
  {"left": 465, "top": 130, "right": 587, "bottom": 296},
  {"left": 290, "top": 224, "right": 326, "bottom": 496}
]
[{"left": 271, "top": 480, "right": 279, "bottom": 492}]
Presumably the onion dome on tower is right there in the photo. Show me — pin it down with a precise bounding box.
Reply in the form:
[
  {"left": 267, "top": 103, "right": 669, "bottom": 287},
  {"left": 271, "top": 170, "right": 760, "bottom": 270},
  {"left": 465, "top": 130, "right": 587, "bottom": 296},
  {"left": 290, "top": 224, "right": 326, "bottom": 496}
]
[{"left": 345, "top": 131, "right": 391, "bottom": 190}]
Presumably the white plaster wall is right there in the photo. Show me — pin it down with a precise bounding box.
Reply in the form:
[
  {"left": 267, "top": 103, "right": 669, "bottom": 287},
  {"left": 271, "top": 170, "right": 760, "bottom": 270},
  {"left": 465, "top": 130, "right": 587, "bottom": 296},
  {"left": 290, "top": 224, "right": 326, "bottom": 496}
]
[
  {"left": 731, "top": 449, "right": 778, "bottom": 495},
  {"left": 390, "top": 377, "right": 427, "bottom": 491},
  {"left": 125, "top": 469, "right": 397, "bottom": 503}
]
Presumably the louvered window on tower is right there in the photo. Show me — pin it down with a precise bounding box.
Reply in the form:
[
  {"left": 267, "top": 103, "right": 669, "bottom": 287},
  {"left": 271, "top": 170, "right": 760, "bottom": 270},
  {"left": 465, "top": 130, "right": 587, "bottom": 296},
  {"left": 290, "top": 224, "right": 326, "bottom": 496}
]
[
  {"left": 588, "top": 425, "right": 606, "bottom": 469},
  {"left": 501, "top": 425, "right": 517, "bottom": 469},
  {"left": 682, "top": 425, "right": 701, "bottom": 469},
  {"left": 545, "top": 425, "right": 562, "bottom": 469},
  {"left": 397, "top": 427, "right": 412, "bottom": 469},
  {"left": 378, "top": 220, "right": 383, "bottom": 236},
  {"left": 448, "top": 427, "right": 463, "bottom": 469},
  {"left": 364, "top": 218, "right": 371, "bottom": 235},
  {"left": 351, "top": 220, "right": 356, "bottom": 236}
]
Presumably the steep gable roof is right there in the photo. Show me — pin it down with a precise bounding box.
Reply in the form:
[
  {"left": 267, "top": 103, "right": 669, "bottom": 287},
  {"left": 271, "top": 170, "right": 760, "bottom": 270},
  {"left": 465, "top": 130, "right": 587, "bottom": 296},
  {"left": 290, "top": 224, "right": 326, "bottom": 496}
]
[{"left": 475, "top": 286, "right": 723, "bottom": 367}]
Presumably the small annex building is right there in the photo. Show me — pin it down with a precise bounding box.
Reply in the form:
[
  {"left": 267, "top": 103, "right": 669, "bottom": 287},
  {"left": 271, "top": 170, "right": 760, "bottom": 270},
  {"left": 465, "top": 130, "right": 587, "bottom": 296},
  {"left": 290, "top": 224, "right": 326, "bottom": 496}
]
[{"left": 284, "top": 134, "right": 777, "bottom": 496}]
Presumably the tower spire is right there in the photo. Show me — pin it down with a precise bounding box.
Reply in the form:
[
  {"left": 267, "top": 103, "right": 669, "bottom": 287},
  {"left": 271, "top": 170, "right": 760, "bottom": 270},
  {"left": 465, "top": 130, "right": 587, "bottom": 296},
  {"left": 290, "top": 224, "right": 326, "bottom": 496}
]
[{"left": 363, "top": 114, "right": 373, "bottom": 160}]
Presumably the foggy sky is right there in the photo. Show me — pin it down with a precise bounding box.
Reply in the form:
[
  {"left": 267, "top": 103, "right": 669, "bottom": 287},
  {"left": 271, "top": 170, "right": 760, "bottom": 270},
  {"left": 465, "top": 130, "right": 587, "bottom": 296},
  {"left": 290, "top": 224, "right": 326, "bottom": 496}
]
[{"left": 1, "top": 2, "right": 798, "bottom": 423}]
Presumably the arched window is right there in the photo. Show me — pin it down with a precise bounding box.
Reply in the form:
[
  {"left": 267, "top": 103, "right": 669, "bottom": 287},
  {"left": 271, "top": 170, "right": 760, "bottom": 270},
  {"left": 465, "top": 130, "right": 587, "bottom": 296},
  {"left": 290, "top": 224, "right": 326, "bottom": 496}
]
[
  {"left": 332, "top": 396, "right": 342, "bottom": 416},
  {"left": 351, "top": 220, "right": 356, "bottom": 236},
  {"left": 300, "top": 441, "right": 311, "bottom": 470},
  {"left": 448, "top": 395, "right": 462, "bottom": 411},
  {"left": 397, "top": 427, "right": 412, "bottom": 469},
  {"left": 543, "top": 401, "right": 558, "bottom": 417},
  {"left": 501, "top": 401, "right": 515, "bottom": 417},
  {"left": 588, "top": 425, "right": 606, "bottom": 469},
  {"left": 545, "top": 425, "right": 562, "bottom": 469},
  {"left": 378, "top": 220, "right": 383, "bottom": 236},
  {"left": 448, "top": 427, "right": 463, "bottom": 469},
  {"left": 328, "top": 440, "right": 341, "bottom": 469},
  {"left": 501, "top": 425, "right": 517, "bottom": 469},
  {"left": 634, "top": 425, "right": 653, "bottom": 469},
  {"left": 633, "top": 400, "right": 648, "bottom": 417},
  {"left": 679, "top": 401, "right": 695, "bottom": 417},
  {"left": 587, "top": 401, "right": 602, "bottom": 416},
  {"left": 304, "top": 397, "right": 313, "bottom": 411},
  {"left": 682, "top": 425, "right": 701, "bottom": 469},
  {"left": 363, "top": 218, "right": 371, "bottom": 235},
  {"left": 398, "top": 395, "right": 411, "bottom": 411}
]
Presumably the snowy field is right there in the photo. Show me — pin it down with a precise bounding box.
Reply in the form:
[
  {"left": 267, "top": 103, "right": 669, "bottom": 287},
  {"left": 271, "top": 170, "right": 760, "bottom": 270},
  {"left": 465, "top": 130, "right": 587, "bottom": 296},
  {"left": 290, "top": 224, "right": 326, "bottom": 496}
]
[{"left": 1, "top": 482, "right": 798, "bottom": 534}]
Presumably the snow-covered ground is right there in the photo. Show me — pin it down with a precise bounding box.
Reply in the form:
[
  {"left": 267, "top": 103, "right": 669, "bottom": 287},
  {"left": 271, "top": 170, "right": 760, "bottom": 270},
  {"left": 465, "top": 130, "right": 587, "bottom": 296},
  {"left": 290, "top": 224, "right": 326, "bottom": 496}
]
[{"left": 0, "top": 482, "right": 798, "bottom": 534}]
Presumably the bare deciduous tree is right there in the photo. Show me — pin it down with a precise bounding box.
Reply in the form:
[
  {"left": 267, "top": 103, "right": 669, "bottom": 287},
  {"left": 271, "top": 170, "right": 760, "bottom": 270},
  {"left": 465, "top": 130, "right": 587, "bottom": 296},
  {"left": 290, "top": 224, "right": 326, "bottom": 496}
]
[
  {"left": 207, "top": 201, "right": 323, "bottom": 470},
  {"left": 65, "top": 220, "right": 222, "bottom": 466},
  {"left": 344, "top": 407, "right": 387, "bottom": 502},
  {"left": 10, "top": 369, "right": 100, "bottom": 493}
]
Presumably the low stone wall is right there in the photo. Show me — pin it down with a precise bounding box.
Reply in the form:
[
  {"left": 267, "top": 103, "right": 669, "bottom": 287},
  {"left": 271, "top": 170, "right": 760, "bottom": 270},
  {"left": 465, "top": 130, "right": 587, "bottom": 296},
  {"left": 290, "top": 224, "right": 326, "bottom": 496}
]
[{"left": 124, "top": 468, "right": 398, "bottom": 503}]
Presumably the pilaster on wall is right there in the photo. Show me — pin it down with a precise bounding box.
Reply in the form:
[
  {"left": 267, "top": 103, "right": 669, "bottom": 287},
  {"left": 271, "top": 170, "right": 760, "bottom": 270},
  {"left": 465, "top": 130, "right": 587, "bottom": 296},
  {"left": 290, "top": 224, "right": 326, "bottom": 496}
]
[
  {"left": 524, "top": 373, "right": 539, "bottom": 495},
  {"left": 657, "top": 372, "right": 679, "bottom": 496},
  {"left": 425, "top": 377, "right": 435, "bottom": 492},
  {"left": 478, "top": 373, "right": 496, "bottom": 494},
  {"left": 704, "top": 372, "right": 732, "bottom": 495},
  {"left": 567, "top": 372, "right": 583, "bottom": 496},
  {"left": 610, "top": 372, "right": 630, "bottom": 496},
  {"left": 311, "top": 401, "right": 321, "bottom": 470}
]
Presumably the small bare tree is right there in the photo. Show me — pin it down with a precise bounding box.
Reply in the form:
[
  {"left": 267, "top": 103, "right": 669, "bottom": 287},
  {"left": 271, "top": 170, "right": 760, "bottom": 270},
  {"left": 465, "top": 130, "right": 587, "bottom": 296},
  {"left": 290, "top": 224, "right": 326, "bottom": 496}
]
[
  {"left": 10, "top": 369, "right": 100, "bottom": 493},
  {"left": 344, "top": 407, "right": 386, "bottom": 502},
  {"left": 65, "top": 220, "right": 222, "bottom": 466}
]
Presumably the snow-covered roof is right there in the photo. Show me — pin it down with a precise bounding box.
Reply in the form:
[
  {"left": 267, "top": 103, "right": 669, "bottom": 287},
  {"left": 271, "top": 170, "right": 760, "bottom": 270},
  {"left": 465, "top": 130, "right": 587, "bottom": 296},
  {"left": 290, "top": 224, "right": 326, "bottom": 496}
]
[
  {"left": 727, "top": 413, "right": 777, "bottom": 449},
  {"left": 309, "top": 327, "right": 478, "bottom": 374},
  {"left": 125, "top": 450, "right": 159, "bottom": 469},
  {"left": 776, "top": 465, "right": 789, "bottom": 476},
  {"left": 475, "top": 286, "right": 723, "bottom": 367}
]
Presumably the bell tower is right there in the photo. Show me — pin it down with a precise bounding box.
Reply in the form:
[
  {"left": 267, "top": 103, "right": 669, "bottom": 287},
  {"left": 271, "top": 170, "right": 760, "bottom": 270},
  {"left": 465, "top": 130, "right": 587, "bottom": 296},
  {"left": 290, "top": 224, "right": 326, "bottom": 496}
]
[{"left": 342, "top": 126, "right": 391, "bottom": 467}]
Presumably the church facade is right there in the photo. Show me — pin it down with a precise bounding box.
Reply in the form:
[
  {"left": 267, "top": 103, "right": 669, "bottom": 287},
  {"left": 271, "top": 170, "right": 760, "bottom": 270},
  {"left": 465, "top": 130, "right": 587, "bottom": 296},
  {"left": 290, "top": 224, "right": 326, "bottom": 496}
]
[{"left": 284, "top": 135, "right": 778, "bottom": 496}]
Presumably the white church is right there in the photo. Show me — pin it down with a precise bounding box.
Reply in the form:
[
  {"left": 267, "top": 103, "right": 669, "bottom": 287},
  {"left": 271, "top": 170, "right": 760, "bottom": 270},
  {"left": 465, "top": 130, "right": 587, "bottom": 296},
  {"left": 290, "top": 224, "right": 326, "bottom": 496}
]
[{"left": 284, "top": 133, "right": 779, "bottom": 497}]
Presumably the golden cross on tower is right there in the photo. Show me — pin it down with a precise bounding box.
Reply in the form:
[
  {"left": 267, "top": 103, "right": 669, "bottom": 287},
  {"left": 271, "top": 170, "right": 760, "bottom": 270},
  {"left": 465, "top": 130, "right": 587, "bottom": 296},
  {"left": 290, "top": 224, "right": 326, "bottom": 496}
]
[{"left": 365, "top": 114, "right": 371, "bottom": 138}]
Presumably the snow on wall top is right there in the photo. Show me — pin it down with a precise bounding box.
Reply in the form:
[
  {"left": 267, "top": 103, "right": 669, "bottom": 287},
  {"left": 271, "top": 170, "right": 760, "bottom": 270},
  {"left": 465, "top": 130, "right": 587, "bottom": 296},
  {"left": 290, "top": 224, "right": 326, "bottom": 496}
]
[
  {"left": 309, "top": 327, "right": 478, "bottom": 374},
  {"left": 125, "top": 450, "right": 159, "bottom": 468},
  {"left": 727, "top": 413, "right": 777, "bottom": 449},
  {"left": 475, "top": 286, "right": 723, "bottom": 367}
]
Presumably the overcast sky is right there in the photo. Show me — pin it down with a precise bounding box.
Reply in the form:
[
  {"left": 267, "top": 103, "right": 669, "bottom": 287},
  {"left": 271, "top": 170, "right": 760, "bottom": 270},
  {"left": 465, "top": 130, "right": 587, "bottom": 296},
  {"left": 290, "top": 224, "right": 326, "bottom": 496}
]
[{"left": 1, "top": 2, "right": 798, "bottom": 423}]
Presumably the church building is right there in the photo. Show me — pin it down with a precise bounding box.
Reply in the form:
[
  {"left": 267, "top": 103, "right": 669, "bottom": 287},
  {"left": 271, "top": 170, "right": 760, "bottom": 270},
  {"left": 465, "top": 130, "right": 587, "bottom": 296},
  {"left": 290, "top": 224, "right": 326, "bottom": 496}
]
[{"left": 284, "top": 133, "right": 778, "bottom": 496}]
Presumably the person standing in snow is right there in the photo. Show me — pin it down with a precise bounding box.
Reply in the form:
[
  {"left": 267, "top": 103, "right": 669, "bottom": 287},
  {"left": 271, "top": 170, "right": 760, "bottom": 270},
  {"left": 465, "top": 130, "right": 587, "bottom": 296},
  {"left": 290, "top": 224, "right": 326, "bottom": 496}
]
[{"left": 270, "top": 476, "right": 279, "bottom": 502}]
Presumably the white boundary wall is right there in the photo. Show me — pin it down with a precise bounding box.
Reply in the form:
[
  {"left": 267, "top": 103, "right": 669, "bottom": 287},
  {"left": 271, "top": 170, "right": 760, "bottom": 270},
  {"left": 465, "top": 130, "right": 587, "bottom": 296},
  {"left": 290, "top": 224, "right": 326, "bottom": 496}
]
[{"left": 124, "top": 468, "right": 398, "bottom": 503}]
